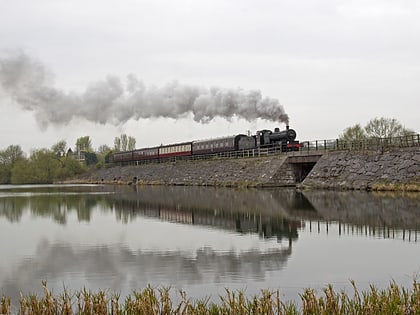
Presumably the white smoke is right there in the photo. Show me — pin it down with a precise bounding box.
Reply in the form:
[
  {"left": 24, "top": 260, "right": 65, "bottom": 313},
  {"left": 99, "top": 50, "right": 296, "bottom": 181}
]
[{"left": 0, "top": 51, "right": 289, "bottom": 129}]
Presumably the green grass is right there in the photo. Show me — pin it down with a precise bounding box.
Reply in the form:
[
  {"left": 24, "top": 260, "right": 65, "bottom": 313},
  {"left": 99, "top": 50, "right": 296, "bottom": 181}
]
[{"left": 1, "top": 280, "right": 419, "bottom": 314}]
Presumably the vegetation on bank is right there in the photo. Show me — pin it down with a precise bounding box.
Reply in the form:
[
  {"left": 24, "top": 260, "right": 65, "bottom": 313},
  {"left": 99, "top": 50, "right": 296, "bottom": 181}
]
[
  {"left": 0, "top": 134, "right": 136, "bottom": 185},
  {"left": 371, "top": 182, "right": 420, "bottom": 192},
  {"left": 0, "top": 281, "right": 419, "bottom": 314}
]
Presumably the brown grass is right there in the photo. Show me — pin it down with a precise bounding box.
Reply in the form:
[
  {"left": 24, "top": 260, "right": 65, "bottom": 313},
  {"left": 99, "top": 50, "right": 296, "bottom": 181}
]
[{"left": 0, "top": 280, "right": 418, "bottom": 314}]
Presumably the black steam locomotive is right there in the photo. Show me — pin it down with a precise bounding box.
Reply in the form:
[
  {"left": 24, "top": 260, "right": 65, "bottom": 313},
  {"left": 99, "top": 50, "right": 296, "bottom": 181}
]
[{"left": 113, "top": 126, "right": 301, "bottom": 164}]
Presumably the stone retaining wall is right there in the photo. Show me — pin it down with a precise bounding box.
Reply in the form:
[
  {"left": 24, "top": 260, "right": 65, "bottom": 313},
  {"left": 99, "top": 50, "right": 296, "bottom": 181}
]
[
  {"left": 82, "top": 155, "right": 294, "bottom": 187},
  {"left": 76, "top": 148, "right": 419, "bottom": 190},
  {"left": 301, "top": 147, "right": 419, "bottom": 190}
]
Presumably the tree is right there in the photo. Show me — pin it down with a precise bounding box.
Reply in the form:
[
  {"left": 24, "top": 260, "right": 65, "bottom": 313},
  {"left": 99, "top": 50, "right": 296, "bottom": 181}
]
[
  {"left": 84, "top": 152, "right": 99, "bottom": 166},
  {"left": 0, "top": 145, "right": 24, "bottom": 165},
  {"left": 0, "top": 145, "right": 25, "bottom": 184},
  {"left": 364, "top": 117, "right": 410, "bottom": 138},
  {"left": 114, "top": 134, "right": 136, "bottom": 152},
  {"left": 51, "top": 140, "right": 67, "bottom": 157},
  {"left": 339, "top": 124, "right": 366, "bottom": 141},
  {"left": 340, "top": 117, "right": 415, "bottom": 142},
  {"left": 128, "top": 136, "right": 136, "bottom": 150},
  {"left": 75, "top": 136, "right": 93, "bottom": 153},
  {"left": 114, "top": 137, "right": 121, "bottom": 151},
  {"left": 10, "top": 147, "right": 86, "bottom": 184},
  {"left": 97, "top": 144, "right": 111, "bottom": 154},
  {"left": 11, "top": 149, "right": 60, "bottom": 184}
]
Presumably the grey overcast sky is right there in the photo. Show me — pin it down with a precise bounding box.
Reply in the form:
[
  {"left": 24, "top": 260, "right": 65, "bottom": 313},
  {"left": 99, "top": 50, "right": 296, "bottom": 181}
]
[{"left": 0, "top": 0, "right": 419, "bottom": 153}]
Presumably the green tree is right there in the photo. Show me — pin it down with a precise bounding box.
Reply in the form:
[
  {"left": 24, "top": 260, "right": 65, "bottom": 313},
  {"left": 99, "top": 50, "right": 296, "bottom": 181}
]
[
  {"left": 55, "top": 157, "right": 85, "bottom": 180},
  {"left": 51, "top": 140, "right": 67, "bottom": 157},
  {"left": 114, "top": 137, "right": 121, "bottom": 151},
  {"left": 114, "top": 134, "right": 136, "bottom": 151},
  {"left": 75, "top": 136, "right": 93, "bottom": 153},
  {"left": 97, "top": 144, "right": 111, "bottom": 154},
  {"left": 84, "top": 152, "right": 98, "bottom": 166},
  {"left": 0, "top": 145, "right": 25, "bottom": 184},
  {"left": 10, "top": 148, "right": 86, "bottom": 184},
  {"left": 128, "top": 136, "right": 136, "bottom": 150},
  {"left": 11, "top": 149, "right": 60, "bottom": 184},
  {"left": 339, "top": 124, "right": 367, "bottom": 141},
  {"left": 96, "top": 145, "right": 113, "bottom": 169}
]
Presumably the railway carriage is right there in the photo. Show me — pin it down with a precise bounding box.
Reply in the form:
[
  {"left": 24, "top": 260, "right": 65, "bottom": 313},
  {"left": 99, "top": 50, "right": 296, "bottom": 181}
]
[
  {"left": 158, "top": 142, "right": 192, "bottom": 158},
  {"left": 132, "top": 147, "right": 159, "bottom": 161},
  {"left": 192, "top": 135, "right": 255, "bottom": 155},
  {"left": 113, "top": 151, "right": 133, "bottom": 163}
]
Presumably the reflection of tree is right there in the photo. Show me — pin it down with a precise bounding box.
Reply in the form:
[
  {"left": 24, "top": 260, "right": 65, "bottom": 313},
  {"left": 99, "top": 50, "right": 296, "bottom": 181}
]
[
  {"left": 0, "top": 192, "right": 114, "bottom": 224},
  {"left": 30, "top": 196, "right": 69, "bottom": 224},
  {"left": 0, "top": 197, "right": 28, "bottom": 222}
]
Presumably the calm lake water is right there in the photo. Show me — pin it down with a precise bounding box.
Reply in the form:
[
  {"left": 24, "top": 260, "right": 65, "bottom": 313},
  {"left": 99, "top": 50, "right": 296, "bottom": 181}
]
[{"left": 0, "top": 184, "right": 419, "bottom": 306}]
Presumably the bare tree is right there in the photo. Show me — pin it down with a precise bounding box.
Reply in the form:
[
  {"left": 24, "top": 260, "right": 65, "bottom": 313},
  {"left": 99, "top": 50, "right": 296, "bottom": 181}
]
[{"left": 364, "top": 117, "right": 406, "bottom": 138}]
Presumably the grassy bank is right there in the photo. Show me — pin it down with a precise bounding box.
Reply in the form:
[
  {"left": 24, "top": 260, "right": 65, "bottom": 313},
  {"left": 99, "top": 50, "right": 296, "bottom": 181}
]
[
  {"left": 370, "top": 182, "right": 420, "bottom": 192},
  {"left": 1, "top": 280, "right": 419, "bottom": 314}
]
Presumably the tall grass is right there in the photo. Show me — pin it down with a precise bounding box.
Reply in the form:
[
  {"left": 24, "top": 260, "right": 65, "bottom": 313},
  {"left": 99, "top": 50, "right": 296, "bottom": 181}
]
[{"left": 0, "top": 280, "right": 418, "bottom": 314}]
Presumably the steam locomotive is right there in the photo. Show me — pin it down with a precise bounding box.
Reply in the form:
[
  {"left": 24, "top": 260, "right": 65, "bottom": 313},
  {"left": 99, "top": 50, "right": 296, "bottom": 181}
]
[{"left": 113, "top": 125, "right": 301, "bottom": 164}]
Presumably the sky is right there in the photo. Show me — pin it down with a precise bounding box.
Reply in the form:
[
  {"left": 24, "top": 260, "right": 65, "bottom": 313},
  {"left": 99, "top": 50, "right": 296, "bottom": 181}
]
[{"left": 0, "top": 0, "right": 419, "bottom": 154}]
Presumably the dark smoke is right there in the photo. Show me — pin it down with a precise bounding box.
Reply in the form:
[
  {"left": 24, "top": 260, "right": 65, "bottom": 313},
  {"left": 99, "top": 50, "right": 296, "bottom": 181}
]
[{"left": 0, "top": 52, "right": 289, "bottom": 129}]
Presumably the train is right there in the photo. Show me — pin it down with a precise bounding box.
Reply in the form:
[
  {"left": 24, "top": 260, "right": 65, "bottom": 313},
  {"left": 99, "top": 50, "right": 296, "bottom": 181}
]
[{"left": 113, "top": 125, "right": 302, "bottom": 164}]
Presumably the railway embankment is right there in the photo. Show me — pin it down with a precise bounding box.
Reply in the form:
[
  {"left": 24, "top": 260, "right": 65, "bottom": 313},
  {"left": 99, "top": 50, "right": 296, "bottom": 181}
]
[
  {"left": 73, "top": 147, "right": 419, "bottom": 190},
  {"left": 301, "top": 147, "right": 419, "bottom": 190},
  {"left": 77, "top": 155, "right": 295, "bottom": 187}
]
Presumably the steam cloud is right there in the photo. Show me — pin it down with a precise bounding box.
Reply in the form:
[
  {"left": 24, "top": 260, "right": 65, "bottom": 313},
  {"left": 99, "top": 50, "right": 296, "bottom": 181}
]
[{"left": 0, "top": 52, "right": 289, "bottom": 129}]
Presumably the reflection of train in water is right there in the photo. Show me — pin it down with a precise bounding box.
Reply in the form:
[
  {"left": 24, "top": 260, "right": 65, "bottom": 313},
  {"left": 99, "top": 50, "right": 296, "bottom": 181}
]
[
  {"left": 114, "top": 198, "right": 300, "bottom": 242},
  {"left": 113, "top": 125, "right": 302, "bottom": 164}
]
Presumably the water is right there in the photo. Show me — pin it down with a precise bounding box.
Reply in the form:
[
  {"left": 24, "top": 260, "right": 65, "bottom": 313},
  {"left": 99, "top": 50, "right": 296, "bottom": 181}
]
[{"left": 0, "top": 184, "right": 419, "bottom": 306}]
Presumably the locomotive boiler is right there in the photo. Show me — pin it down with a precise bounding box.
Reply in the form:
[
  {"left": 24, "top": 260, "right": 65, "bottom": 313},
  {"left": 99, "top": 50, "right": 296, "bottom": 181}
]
[{"left": 256, "top": 126, "right": 301, "bottom": 151}]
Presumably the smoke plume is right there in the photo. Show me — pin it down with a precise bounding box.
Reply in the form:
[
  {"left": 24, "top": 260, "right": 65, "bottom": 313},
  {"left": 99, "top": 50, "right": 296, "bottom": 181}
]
[{"left": 0, "top": 52, "right": 289, "bottom": 129}]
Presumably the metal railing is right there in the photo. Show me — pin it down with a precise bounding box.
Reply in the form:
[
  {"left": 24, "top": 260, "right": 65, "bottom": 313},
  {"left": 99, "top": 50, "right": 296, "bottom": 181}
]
[{"left": 300, "top": 133, "right": 420, "bottom": 153}]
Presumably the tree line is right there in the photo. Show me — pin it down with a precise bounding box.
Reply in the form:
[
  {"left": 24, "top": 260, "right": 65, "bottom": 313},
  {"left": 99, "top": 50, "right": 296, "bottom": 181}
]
[
  {"left": 0, "top": 134, "right": 136, "bottom": 184},
  {"left": 339, "top": 117, "right": 415, "bottom": 141}
]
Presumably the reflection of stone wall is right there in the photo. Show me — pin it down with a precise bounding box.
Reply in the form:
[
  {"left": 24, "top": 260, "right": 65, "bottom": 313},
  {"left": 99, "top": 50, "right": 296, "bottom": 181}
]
[
  {"left": 109, "top": 186, "right": 297, "bottom": 217},
  {"left": 303, "top": 190, "right": 420, "bottom": 229},
  {"left": 302, "top": 147, "right": 419, "bottom": 190}
]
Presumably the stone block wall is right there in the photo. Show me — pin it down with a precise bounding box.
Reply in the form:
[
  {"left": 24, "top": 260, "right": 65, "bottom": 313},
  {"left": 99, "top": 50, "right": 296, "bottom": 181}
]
[{"left": 302, "top": 147, "right": 420, "bottom": 190}]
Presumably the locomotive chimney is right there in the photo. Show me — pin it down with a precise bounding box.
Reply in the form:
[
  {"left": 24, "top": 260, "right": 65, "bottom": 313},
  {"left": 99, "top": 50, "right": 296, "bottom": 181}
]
[{"left": 286, "top": 125, "right": 289, "bottom": 130}]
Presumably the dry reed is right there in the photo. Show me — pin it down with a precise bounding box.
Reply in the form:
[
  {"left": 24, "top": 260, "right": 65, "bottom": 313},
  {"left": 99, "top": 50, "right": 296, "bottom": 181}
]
[{"left": 0, "top": 280, "right": 418, "bottom": 314}]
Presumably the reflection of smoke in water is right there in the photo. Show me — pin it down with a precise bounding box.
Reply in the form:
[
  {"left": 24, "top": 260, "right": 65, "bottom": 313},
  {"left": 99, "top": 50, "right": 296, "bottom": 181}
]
[{"left": 0, "top": 51, "right": 289, "bottom": 129}]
